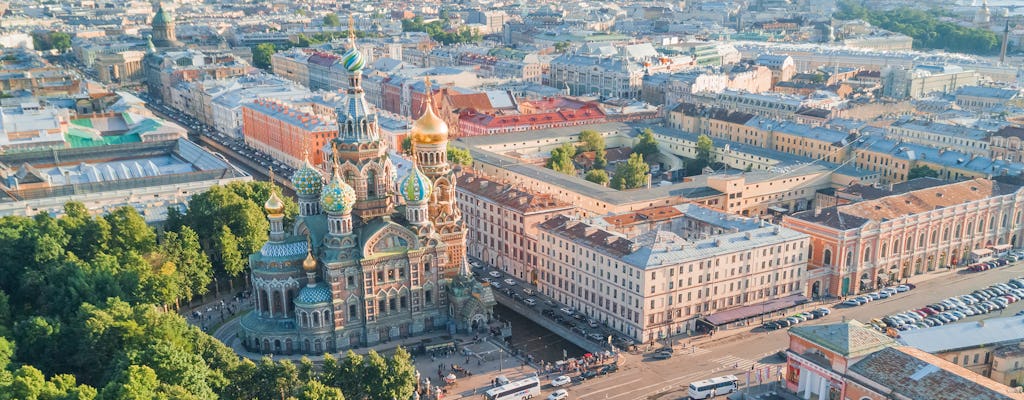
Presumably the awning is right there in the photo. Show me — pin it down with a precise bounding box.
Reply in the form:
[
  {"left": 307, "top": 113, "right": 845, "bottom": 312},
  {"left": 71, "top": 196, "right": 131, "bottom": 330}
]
[
  {"left": 702, "top": 294, "right": 809, "bottom": 326},
  {"left": 768, "top": 206, "right": 789, "bottom": 213},
  {"left": 971, "top": 249, "right": 994, "bottom": 257},
  {"left": 860, "top": 278, "right": 873, "bottom": 284},
  {"left": 992, "top": 244, "right": 1012, "bottom": 251}
]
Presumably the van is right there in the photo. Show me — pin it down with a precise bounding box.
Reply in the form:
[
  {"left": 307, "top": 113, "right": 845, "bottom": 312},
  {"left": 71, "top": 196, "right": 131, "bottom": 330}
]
[{"left": 495, "top": 375, "right": 510, "bottom": 385}]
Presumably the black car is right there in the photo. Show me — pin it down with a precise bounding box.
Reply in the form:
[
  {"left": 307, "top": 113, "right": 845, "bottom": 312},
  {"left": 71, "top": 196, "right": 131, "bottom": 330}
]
[
  {"left": 776, "top": 319, "right": 792, "bottom": 328},
  {"left": 652, "top": 351, "right": 672, "bottom": 360},
  {"left": 576, "top": 371, "right": 598, "bottom": 381},
  {"left": 657, "top": 347, "right": 674, "bottom": 354},
  {"left": 762, "top": 321, "right": 781, "bottom": 330},
  {"left": 599, "top": 364, "right": 618, "bottom": 375}
]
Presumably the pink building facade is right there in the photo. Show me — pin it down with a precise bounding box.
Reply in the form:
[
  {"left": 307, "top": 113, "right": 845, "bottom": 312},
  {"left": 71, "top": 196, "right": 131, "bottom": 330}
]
[{"left": 782, "top": 179, "right": 1024, "bottom": 298}]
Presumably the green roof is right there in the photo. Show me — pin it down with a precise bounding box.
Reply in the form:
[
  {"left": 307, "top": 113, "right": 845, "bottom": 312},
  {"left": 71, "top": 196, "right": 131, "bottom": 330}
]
[
  {"left": 789, "top": 320, "right": 895, "bottom": 358},
  {"left": 152, "top": 5, "right": 173, "bottom": 25},
  {"left": 64, "top": 128, "right": 141, "bottom": 148}
]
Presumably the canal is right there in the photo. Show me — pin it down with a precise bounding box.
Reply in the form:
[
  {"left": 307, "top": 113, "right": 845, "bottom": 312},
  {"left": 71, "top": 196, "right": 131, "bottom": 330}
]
[{"left": 492, "top": 304, "right": 586, "bottom": 364}]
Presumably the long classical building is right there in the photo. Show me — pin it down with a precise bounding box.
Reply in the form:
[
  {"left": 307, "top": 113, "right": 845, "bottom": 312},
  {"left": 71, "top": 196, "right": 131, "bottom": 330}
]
[
  {"left": 241, "top": 98, "right": 337, "bottom": 170},
  {"left": 455, "top": 172, "right": 576, "bottom": 284},
  {"left": 240, "top": 34, "right": 493, "bottom": 355},
  {"left": 782, "top": 178, "right": 1024, "bottom": 298},
  {"left": 537, "top": 203, "right": 809, "bottom": 343}
]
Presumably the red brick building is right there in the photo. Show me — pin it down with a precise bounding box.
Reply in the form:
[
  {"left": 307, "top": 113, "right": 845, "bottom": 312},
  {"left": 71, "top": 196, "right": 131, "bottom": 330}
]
[
  {"left": 458, "top": 98, "right": 606, "bottom": 137},
  {"left": 241, "top": 98, "right": 337, "bottom": 169}
]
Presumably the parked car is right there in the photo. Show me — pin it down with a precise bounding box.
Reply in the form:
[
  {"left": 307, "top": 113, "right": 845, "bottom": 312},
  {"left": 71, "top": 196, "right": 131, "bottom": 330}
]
[
  {"left": 548, "top": 389, "right": 569, "bottom": 400},
  {"left": 653, "top": 351, "right": 673, "bottom": 360},
  {"left": 504, "top": 278, "right": 517, "bottom": 286},
  {"left": 896, "top": 285, "right": 911, "bottom": 292},
  {"left": 550, "top": 376, "right": 571, "bottom": 387},
  {"left": 489, "top": 271, "right": 502, "bottom": 278},
  {"left": 599, "top": 364, "right": 619, "bottom": 375},
  {"left": 524, "top": 298, "right": 537, "bottom": 306},
  {"left": 576, "top": 371, "right": 598, "bottom": 381}
]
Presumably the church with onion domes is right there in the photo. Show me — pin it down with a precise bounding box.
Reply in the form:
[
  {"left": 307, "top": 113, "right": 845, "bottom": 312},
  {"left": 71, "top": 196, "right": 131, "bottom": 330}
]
[{"left": 239, "top": 24, "right": 495, "bottom": 355}]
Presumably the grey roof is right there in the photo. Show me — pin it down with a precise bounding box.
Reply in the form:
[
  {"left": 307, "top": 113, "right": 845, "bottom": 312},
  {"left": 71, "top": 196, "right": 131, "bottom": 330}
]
[
  {"left": 849, "top": 347, "right": 1023, "bottom": 400},
  {"left": 897, "top": 315, "right": 1024, "bottom": 353},
  {"left": 622, "top": 225, "right": 807, "bottom": 269},
  {"left": 955, "top": 86, "right": 1020, "bottom": 100}
]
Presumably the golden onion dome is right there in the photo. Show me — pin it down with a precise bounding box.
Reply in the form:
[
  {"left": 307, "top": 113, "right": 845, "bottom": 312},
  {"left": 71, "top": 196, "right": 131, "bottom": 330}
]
[
  {"left": 410, "top": 103, "right": 449, "bottom": 145},
  {"left": 302, "top": 250, "right": 317, "bottom": 272},
  {"left": 264, "top": 191, "right": 285, "bottom": 215}
]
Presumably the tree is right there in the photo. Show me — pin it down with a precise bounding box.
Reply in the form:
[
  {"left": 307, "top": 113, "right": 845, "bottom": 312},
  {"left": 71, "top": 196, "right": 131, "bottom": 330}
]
[
  {"left": 31, "top": 31, "right": 71, "bottom": 53},
  {"left": 696, "top": 134, "right": 714, "bottom": 165},
  {"left": 578, "top": 130, "right": 605, "bottom": 153},
  {"left": 299, "top": 381, "right": 345, "bottom": 400},
  {"left": 834, "top": 0, "right": 999, "bottom": 55},
  {"left": 554, "top": 41, "right": 571, "bottom": 53},
  {"left": 546, "top": 143, "right": 576, "bottom": 175},
  {"left": 592, "top": 148, "right": 607, "bottom": 170},
  {"left": 633, "top": 128, "right": 659, "bottom": 159},
  {"left": 331, "top": 350, "right": 365, "bottom": 399},
  {"left": 323, "top": 13, "right": 341, "bottom": 27},
  {"left": 99, "top": 365, "right": 161, "bottom": 400},
  {"left": 159, "top": 227, "right": 213, "bottom": 303},
  {"left": 401, "top": 136, "right": 412, "bottom": 155},
  {"left": 214, "top": 226, "right": 245, "bottom": 277},
  {"left": 60, "top": 202, "right": 110, "bottom": 260},
  {"left": 908, "top": 165, "right": 939, "bottom": 180},
  {"left": 447, "top": 145, "right": 473, "bottom": 167},
  {"left": 253, "top": 43, "right": 276, "bottom": 69},
  {"left": 384, "top": 347, "right": 416, "bottom": 400},
  {"left": 104, "top": 206, "right": 156, "bottom": 257},
  {"left": 611, "top": 153, "right": 650, "bottom": 190},
  {"left": 584, "top": 169, "right": 609, "bottom": 185},
  {"left": 50, "top": 32, "right": 71, "bottom": 53}
]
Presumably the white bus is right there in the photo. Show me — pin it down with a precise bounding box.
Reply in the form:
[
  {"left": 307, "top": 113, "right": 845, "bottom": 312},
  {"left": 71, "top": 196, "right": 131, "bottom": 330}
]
[
  {"left": 687, "top": 375, "right": 739, "bottom": 399},
  {"left": 484, "top": 376, "right": 541, "bottom": 400}
]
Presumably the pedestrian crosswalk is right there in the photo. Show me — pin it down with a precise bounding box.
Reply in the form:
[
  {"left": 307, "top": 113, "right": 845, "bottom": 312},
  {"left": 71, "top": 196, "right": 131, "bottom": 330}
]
[
  {"left": 684, "top": 345, "right": 711, "bottom": 356},
  {"left": 711, "top": 355, "right": 764, "bottom": 371}
]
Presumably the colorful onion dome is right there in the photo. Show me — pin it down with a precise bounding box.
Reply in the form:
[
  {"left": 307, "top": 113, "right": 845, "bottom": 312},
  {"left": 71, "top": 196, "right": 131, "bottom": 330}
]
[
  {"left": 320, "top": 170, "right": 356, "bottom": 214},
  {"left": 401, "top": 164, "right": 432, "bottom": 203},
  {"left": 342, "top": 46, "right": 364, "bottom": 72},
  {"left": 264, "top": 190, "right": 285, "bottom": 215},
  {"left": 291, "top": 160, "right": 323, "bottom": 197}
]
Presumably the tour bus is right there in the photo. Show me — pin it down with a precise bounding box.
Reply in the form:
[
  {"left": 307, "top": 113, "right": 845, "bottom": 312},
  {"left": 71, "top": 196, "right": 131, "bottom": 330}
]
[
  {"left": 687, "top": 375, "right": 739, "bottom": 399},
  {"left": 485, "top": 376, "right": 541, "bottom": 400}
]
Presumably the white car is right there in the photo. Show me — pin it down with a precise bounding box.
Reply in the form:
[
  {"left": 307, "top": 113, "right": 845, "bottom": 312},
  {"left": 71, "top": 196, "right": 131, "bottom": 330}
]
[
  {"left": 504, "top": 278, "right": 517, "bottom": 286},
  {"left": 548, "top": 389, "right": 569, "bottom": 399},
  {"left": 550, "top": 376, "right": 571, "bottom": 387},
  {"left": 489, "top": 271, "right": 502, "bottom": 278}
]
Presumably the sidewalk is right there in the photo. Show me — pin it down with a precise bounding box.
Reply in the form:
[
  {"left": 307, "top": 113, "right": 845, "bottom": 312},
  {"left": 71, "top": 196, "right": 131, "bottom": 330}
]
[{"left": 681, "top": 266, "right": 959, "bottom": 351}]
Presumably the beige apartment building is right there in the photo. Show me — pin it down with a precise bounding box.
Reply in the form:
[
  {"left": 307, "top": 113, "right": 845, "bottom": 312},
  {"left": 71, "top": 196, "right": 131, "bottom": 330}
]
[
  {"left": 455, "top": 172, "right": 577, "bottom": 284},
  {"left": 536, "top": 204, "right": 809, "bottom": 343}
]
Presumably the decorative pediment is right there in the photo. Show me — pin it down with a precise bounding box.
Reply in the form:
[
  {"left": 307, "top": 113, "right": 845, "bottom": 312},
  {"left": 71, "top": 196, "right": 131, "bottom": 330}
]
[{"left": 363, "top": 223, "right": 419, "bottom": 258}]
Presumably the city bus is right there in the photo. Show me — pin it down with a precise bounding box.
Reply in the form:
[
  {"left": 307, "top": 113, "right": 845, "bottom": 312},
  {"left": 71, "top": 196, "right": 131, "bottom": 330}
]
[
  {"left": 687, "top": 374, "right": 739, "bottom": 399},
  {"left": 484, "top": 376, "right": 541, "bottom": 400}
]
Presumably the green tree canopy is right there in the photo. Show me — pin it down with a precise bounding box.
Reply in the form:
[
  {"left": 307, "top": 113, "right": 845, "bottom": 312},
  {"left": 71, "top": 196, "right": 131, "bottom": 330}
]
[
  {"left": 402, "top": 17, "right": 482, "bottom": 44},
  {"left": 611, "top": 153, "right": 650, "bottom": 190},
  {"left": 834, "top": 0, "right": 999, "bottom": 55},
  {"left": 578, "top": 130, "right": 605, "bottom": 153},
  {"left": 323, "top": 13, "right": 341, "bottom": 27},
  {"left": 546, "top": 143, "right": 576, "bottom": 175},
  {"left": 696, "top": 134, "right": 714, "bottom": 165},
  {"left": 908, "top": 164, "right": 939, "bottom": 180},
  {"left": 253, "top": 43, "right": 276, "bottom": 69},
  {"left": 584, "top": 169, "right": 609, "bottom": 185},
  {"left": 633, "top": 128, "right": 659, "bottom": 160},
  {"left": 447, "top": 145, "right": 473, "bottom": 166}
]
